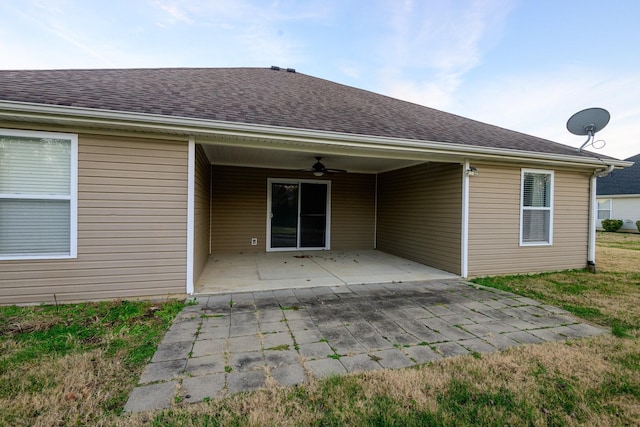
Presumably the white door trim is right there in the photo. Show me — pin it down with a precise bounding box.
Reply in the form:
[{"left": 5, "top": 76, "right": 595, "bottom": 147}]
[{"left": 266, "top": 178, "right": 331, "bottom": 252}]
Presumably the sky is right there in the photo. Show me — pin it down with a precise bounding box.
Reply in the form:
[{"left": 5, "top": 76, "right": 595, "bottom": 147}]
[{"left": 0, "top": 0, "right": 638, "bottom": 160}]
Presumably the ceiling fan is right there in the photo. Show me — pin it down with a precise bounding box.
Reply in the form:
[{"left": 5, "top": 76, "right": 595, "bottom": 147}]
[{"left": 303, "top": 156, "right": 347, "bottom": 176}]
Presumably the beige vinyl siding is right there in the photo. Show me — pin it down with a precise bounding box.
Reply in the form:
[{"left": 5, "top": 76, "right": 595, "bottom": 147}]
[
  {"left": 0, "top": 134, "right": 188, "bottom": 304},
  {"left": 468, "top": 162, "right": 590, "bottom": 276},
  {"left": 377, "top": 162, "right": 462, "bottom": 274},
  {"left": 211, "top": 165, "right": 375, "bottom": 252},
  {"left": 193, "top": 144, "right": 211, "bottom": 282}
]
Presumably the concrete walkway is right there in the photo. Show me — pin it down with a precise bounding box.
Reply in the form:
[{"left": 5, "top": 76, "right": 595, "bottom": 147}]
[{"left": 124, "top": 280, "right": 606, "bottom": 412}]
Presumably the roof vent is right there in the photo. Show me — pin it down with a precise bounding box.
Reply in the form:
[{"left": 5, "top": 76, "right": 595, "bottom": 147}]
[{"left": 270, "top": 66, "right": 295, "bottom": 73}]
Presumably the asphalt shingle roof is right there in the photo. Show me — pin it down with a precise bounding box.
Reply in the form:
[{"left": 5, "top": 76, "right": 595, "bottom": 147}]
[
  {"left": 0, "top": 67, "right": 605, "bottom": 158},
  {"left": 597, "top": 153, "right": 640, "bottom": 195}
]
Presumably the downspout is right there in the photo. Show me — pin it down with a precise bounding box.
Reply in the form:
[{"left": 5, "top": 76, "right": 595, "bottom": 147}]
[{"left": 587, "top": 164, "right": 615, "bottom": 272}]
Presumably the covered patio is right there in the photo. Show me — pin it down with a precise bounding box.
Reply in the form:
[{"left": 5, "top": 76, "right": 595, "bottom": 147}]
[
  {"left": 191, "top": 142, "right": 466, "bottom": 296},
  {"left": 195, "top": 250, "right": 459, "bottom": 294}
]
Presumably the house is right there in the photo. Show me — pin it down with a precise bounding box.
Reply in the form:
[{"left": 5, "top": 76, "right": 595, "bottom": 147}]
[
  {"left": 597, "top": 153, "right": 640, "bottom": 231},
  {"left": 0, "top": 67, "right": 631, "bottom": 305}
]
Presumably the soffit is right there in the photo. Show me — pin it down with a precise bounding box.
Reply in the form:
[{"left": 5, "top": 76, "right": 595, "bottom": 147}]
[{"left": 201, "top": 143, "right": 427, "bottom": 173}]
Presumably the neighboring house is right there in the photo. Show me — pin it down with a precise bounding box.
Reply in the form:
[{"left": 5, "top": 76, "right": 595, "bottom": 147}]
[
  {"left": 0, "top": 67, "right": 631, "bottom": 304},
  {"left": 597, "top": 153, "right": 640, "bottom": 231}
]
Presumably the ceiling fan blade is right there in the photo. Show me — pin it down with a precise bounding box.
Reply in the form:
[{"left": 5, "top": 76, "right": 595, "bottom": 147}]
[{"left": 299, "top": 156, "right": 348, "bottom": 175}]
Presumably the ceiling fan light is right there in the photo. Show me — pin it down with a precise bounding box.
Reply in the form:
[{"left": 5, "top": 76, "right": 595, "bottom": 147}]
[{"left": 313, "top": 171, "right": 324, "bottom": 177}]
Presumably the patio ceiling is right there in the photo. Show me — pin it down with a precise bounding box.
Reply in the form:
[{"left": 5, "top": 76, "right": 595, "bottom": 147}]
[{"left": 201, "top": 143, "right": 431, "bottom": 174}]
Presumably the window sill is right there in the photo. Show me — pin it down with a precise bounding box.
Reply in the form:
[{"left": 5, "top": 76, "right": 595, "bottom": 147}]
[
  {"left": 0, "top": 254, "right": 76, "bottom": 261},
  {"left": 519, "top": 242, "right": 553, "bottom": 247}
]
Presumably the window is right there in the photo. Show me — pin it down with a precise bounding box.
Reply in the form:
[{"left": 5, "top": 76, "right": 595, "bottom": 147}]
[
  {"left": 0, "top": 129, "right": 77, "bottom": 259},
  {"left": 520, "top": 169, "right": 553, "bottom": 245},
  {"left": 597, "top": 199, "right": 611, "bottom": 220}
]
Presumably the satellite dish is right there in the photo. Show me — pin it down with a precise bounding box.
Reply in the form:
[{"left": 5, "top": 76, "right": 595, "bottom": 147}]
[{"left": 566, "top": 107, "right": 610, "bottom": 152}]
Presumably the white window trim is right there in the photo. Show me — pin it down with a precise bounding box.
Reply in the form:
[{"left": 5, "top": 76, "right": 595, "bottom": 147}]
[
  {"left": 596, "top": 198, "right": 612, "bottom": 220},
  {"left": 0, "top": 128, "right": 78, "bottom": 260},
  {"left": 519, "top": 168, "right": 554, "bottom": 246}
]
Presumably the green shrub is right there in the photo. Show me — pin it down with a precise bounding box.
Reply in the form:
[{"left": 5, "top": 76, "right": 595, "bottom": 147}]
[
  {"left": 636, "top": 220, "right": 640, "bottom": 232},
  {"left": 601, "top": 219, "right": 624, "bottom": 232}
]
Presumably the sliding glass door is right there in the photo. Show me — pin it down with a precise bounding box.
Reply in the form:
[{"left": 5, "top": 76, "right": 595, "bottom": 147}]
[{"left": 268, "top": 180, "right": 330, "bottom": 250}]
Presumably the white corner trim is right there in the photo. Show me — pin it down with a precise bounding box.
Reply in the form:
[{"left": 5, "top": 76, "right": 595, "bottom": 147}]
[
  {"left": 374, "top": 173, "right": 378, "bottom": 249},
  {"left": 461, "top": 160, "right": 470, "bottom": 278},
  {"left": 186, "top": 137, "right": 195, "bottom": 294},
  {"left": 70, "top": 134, "right": 78, "bottom": 258}
]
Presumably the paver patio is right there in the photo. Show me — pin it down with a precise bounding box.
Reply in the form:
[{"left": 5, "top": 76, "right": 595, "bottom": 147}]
[{"left": 124, "top": 280, "right": 606, "bottom": 413}]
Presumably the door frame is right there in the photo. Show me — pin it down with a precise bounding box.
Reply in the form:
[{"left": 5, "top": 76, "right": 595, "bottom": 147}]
[{"left": 266, "top": 178, "right": 331, "bottom": 252}]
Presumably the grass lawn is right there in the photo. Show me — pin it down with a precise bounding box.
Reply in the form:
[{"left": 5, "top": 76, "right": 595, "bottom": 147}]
[
  {"left": 1, "top": 232, "right": 639, "bottom": 426},
  {"left": 0, "top": 300, "right": 184, "bottom": 426},
  {"left": 595, "top": 231, "right": 640, "bottom": 273}
]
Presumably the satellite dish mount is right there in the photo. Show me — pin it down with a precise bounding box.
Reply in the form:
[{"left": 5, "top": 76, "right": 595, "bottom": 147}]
[{"left": 566, "top": 107, "right": 610, "bottom": 152}]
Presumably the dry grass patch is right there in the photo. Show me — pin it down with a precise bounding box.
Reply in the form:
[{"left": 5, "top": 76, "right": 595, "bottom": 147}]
[
  {"left": 597, "top": 230, "right": 640, "bottom": 251},
  {"left": 597, "top": 246, "right": 640, "bottom": 272},
  {"left": 2, "top": 350, "right": 127, "bottom": 427},
  {"left": 596, "top": 231, "right": 640, "bottom": 272},
  {"left": 0, "top": 300, "right": 183, "bottom": 426}
]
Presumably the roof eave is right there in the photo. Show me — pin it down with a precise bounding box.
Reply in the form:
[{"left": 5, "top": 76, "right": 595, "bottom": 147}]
[
  {"left": 0, "top": 100, "right": 631, "bottom": 169},
  {"left": 597, "top": 194, "right": 640, "bottom": 198}
]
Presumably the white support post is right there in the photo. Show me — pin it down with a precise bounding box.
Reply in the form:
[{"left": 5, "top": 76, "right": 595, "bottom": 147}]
[
  {"left": 186, "top": 137, "right": 195, "bottom": 294},
  {"left": 461, "top": 160, "right": 470, "bottom": 278}
]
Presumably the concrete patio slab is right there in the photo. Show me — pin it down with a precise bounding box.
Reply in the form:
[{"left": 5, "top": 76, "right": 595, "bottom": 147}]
[
  {"left": 184, "top": 354, "right": 226, "bottom": 376},
  {"left": 298, "top": 341, "right": 334, "bottom": 360},
  {"left": 404, "top": 344, "right": 441, "bottom": 364},
  {"left": 340, "top": 353, "right": 383, "bottom": 373},
  {"left": 226, "top": 371, "right": 267, "bottom": 394},
  {"left": 125, "top": 279, "right": 608, "bottom": 413},
  {"left": 271, "top": 363, "right": 307, "bottom": 386},
  {"left": 139, "top": 359, "right": 186, "bottom": 384},
  {"left": 182, "top": 373, "right": 226, "bottom": 403},
  {"left": 124, "top": 382, "right": 177, "bottom": 413},
  {"left": 370, "top": 348, "right": 415, "bottom": 369},
  {"left": 195, "top": 250, "right": 459, "bottom": 294},
  {"left": 305, "top": 358, "right": 348, "bottom": 378}
]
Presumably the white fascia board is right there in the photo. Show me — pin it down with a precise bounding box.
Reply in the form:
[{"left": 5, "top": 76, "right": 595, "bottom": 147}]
[
  {"left": 0, "top": 100, "right": 632, "bottom": 169},
  {"left": 599, "top": 194, "right": 640, "bottom": 199}
]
